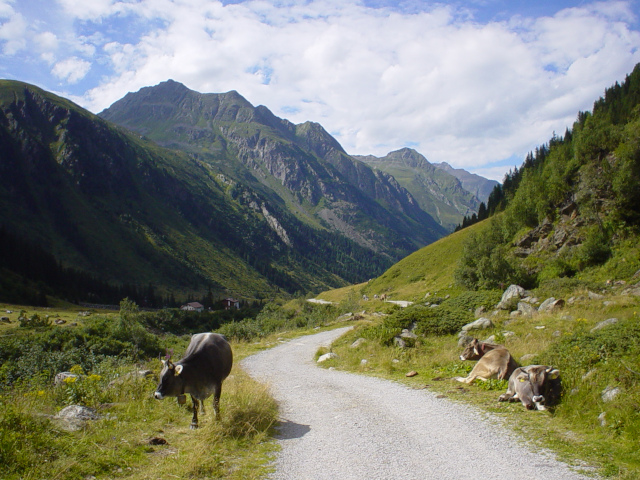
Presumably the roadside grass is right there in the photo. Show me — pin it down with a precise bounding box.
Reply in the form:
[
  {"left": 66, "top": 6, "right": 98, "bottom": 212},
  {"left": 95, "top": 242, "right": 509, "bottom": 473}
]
[
  {"left": 318, "top": 289, "right": 640, "bottom": 480},
  {"left": 0, "top": 316, "right": 280, "bottom": 480}
]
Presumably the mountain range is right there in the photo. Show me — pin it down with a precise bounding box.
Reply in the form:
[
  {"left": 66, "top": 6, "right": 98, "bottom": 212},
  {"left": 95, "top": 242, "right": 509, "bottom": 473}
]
[{"left": 0, "top": 79, "right": 494, "bottom": 302}]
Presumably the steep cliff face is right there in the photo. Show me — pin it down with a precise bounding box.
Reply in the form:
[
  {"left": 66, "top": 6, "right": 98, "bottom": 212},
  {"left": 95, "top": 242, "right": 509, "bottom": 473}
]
[
  {"left": 100, "top": 80, "right": 446, "bottom": 256},
  {"left": 357, "top": 148, "right": 482, "bottom": 231}
]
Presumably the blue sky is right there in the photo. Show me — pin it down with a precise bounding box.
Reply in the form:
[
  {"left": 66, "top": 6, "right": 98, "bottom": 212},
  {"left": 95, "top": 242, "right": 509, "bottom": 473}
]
[{"left": 2, "top": 0, "right": 640, "bottom": 181}]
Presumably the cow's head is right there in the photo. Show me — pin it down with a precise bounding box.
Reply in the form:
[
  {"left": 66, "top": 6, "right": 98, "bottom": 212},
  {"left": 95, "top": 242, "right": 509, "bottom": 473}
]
[
  {"left": 459, "top": 338, "right": 483, "bottom": 361},
  {"left": 516, "top": 365, "right": 560, "bottom": 410},
  {"left": 154, "top": 360, "right": 185, "bottom": 400}
]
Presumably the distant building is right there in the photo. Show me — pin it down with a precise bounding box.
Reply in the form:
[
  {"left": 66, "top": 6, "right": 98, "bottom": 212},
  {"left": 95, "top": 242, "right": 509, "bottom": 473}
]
[
  {"left": 221, "top": 298, "right": 240, "bottom": 310},
  {"left": 181, "top": 302, "right": 204, "bottom": 312}
]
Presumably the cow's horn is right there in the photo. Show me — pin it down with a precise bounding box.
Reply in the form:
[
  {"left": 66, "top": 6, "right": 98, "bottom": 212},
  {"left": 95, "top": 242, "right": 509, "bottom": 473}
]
[{"left": 175, "top": 364, "right": 183, "bottom": 376}]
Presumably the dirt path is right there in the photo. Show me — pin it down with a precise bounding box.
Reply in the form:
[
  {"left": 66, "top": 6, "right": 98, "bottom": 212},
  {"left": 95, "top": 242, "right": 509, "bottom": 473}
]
[{"left": 241, "top": 327, "right": 594, "bottom": 480}]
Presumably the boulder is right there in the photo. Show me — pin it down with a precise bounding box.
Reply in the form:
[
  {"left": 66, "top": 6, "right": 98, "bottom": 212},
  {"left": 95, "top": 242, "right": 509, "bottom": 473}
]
[
  {"left": 601, "top": 386, "right": 621, "bottom": 402},
  {"left": 517, "top": 302, "right": 537, "bottom": 317},
  {"left": 317, "top": 353, "right": 338, "bottom": 363},
  {"left": 538, "top": 297, "right": 565, "bottom": 313},
  {"left": 393, "top": 337, "right": 407, "bottom": 348},
  {"left": 461, "top": 317, "right": 493, "bottom": 332},
  {"left": 497, "top": 285, "right": 526, "bottom": 310},
  {"left": 350, "top": 338, "right": 366, "bottom": 349},
  {"left": 53, "top": 405, "right": 101, "bottom": 432},
  {"left": 591, "top": 318, "right": 619, "bottom": 332},
  {"left": 0, "top": 316, "right": 10, "bottom": 323},
  {"left": 400, "top": 329, "right": 417, "bottom": 339},
  {"left": 457, "top": 334, "right": 474, "bottom": 347},
  {"left": 587, "top": 291, "right": 605, "bottom": 300}
]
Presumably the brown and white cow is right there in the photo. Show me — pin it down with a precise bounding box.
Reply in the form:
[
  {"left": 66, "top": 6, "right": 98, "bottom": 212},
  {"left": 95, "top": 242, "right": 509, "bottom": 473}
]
[
  {"left": 154, "top": 332, "right": 233, "bottom": 428},
  {"left": 498, "top": 365, "right": 561, "bottom": 410},
  {"left": 454, "top": 339, "right": 519, "bottom": 384},
  {"left": 458, "top": 338, "right": 503, "bottom": 361}
]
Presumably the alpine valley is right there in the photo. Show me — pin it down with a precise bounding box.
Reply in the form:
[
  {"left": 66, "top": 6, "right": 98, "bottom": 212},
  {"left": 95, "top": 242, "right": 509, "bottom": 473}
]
[{"left": 0, "top": 79, "right": 491, "bottom": 304}]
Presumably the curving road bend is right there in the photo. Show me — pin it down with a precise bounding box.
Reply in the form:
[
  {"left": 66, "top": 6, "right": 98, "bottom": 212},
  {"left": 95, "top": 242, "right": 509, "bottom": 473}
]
[{"left": 241, "top": 327, "right": 594, "bottom": 480}]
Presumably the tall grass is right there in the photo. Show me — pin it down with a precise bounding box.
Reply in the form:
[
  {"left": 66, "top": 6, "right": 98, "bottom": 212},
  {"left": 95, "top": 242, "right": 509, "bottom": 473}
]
[{"left": 0, "top": 347, "right": 278, "bottom": 480}]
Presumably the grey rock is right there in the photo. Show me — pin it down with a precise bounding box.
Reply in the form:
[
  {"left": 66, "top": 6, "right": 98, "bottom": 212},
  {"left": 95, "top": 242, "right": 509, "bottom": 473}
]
[
  {"left": 601, "top": 386, "right": 621, "bottom": 402},
  {"left": 598, "top": 412, "right": 607, "bottom": 427},
  {"left": 591, "top": 318, "right": 619, "bottom": 332},
  {"left": 497, "top": 285, "right": 526, "bottom": 310},
  {"left": 53, "top": 405, "right": 101, "bottom": 432},
  {"left": 350, "top": 338, "right": 366, "bottom": 349},
  {"left": 317, "top": 353, "right": 338, "bottom": 363},
  {"left": 587, "top": 291, "right": 604, "bottom": 300},
  {"left": 520, "top": 354, "right": 537, "bottom": 362},
  {"left": 393, "top": 337, "right": 407, "bottom": 348},
  {"left": 538, "top": 297, "right": 565, "bottom": 312},
  {"left": 458, "top": 334, "right": 474, "bottom": 347},
  {"left": 400, "top": 329, "right": 418, "bottom": 339},
  {"left": 461, "top": 317, "right": 493, "bottom": 331},
  {"left": 517, "top": 302, "right": 537, "bottom": 317}
]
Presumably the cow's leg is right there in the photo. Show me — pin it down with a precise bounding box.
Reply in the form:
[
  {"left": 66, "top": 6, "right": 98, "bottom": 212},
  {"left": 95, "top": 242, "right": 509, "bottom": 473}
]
[
  {"left": 190, "top": 395, "right": 199, "bottom": 429},
  {"left": 498, "top": 389, "right": 516, "bottom": 402},
  {"left": 213, "top": 382, "right": 222, "bottom": 419}
]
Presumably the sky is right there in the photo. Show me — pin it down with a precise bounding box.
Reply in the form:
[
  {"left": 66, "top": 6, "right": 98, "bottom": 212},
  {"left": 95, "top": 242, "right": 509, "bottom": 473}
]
[{"left": 2, "top": 0, "right": 640, "bottom": 181}]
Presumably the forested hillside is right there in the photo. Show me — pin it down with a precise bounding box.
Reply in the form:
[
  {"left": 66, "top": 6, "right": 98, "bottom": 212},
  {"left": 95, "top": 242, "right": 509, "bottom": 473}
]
[
  {"left": 456, "top": 63, "right": 640, "bottom": 290},
  {"left": 0, "top": 81, "right": 396, "bottom": 305}
]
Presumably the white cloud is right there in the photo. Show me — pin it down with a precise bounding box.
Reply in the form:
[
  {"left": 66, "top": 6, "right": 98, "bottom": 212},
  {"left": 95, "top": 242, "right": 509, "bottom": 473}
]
[
  {"left": 52, "top": 56, "right": 91, "bottom": 83},
  {"left": 52, "top": 0, "right": 640, "bottom": 178},
  {"left": 0, "top": 8, "right": 27, "bottom": 54}
]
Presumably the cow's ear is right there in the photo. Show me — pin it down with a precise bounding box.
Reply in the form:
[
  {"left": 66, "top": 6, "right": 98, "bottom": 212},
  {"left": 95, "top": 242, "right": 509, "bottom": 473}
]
[
  {"left": 547, "top": 368, "right": 560, "bottom": 379},
  {"left": 175, "top": 364, "right": 184, "bottom": 376},
  {"left": 517, "top": 374, "right": 528, "bottom": 383}
]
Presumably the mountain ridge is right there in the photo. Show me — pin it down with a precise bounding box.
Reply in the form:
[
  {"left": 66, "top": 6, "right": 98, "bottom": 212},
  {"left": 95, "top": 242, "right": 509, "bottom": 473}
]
[{"left": 99, "top": 80, "right": 447, "bottom": 256}]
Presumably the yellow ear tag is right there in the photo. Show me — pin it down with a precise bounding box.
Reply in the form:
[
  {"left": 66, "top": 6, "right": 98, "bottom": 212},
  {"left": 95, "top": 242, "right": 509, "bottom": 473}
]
[{"left": 519, "top": 378, "right": 526, "bottom": 382}]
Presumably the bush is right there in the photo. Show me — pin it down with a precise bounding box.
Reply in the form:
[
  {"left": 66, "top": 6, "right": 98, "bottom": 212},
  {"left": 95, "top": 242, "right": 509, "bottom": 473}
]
[
  {"left": 413, "top": 305, "right": 473, "bottom": 336},
  {"left": 442, "top": 290, "right": 502, "bottom": 312}
]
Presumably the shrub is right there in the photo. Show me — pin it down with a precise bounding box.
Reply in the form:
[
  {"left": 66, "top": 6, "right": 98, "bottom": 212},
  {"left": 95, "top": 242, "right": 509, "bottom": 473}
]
[
  {"left": 413, "top": 305, "right": 473, "bottom": 336},
  {"left": 442, "top": 290, "right": 502, "bottom": 312}
]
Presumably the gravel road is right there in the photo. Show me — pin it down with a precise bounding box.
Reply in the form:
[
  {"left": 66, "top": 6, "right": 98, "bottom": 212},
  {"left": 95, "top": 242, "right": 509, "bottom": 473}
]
[{"left": 241, "top": 327, "right": 594, "bottom": 480}]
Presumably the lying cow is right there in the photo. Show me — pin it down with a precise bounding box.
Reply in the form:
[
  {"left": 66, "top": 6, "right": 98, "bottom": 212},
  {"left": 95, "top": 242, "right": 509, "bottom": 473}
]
[
  {"left": 498, "top": 365, "right": 561, "bottom": 410},
  {"left": 459, "top": 338, "right": 503, "bottom": 361},
  {"left": 454, "top": 339, "right": 519, "bottom": 384},
  {"left": 154, "top": 332, "right": 233, "bottom": 428}
]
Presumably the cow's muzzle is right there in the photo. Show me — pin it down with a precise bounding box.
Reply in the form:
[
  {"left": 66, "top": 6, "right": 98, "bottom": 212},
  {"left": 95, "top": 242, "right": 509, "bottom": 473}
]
[{"left": 154, "top": 391, "right": 164, "bottom": 400}]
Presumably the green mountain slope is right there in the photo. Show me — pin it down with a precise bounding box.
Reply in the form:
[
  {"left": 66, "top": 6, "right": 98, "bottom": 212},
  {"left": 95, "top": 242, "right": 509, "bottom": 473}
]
[
  {"left": 357, "top": 148, "right": 481, "bottom": 231},
  {"left": 0, "top": 80, "right": 396, "bottom": 302},
  {"left": 99, "top": 80, "right": 447, "bottom": 258},
  {"left": 433, "top": 161, "right": 499, "bottom": 203}
]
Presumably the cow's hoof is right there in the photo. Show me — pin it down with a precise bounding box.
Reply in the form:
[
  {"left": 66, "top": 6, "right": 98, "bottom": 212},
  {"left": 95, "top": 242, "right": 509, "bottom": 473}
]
[
  {"left": 498, "top": 395, "right": 508, "bottom": 402},
  {"left": 190, "top": 423, "right": 199, "bottom": 429}
]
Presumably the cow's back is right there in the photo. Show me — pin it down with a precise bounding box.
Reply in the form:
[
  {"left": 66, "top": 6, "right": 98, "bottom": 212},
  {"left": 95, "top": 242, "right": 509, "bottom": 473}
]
[{"left": 184, "top": 333, "right": 233, "bottom": 382}]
